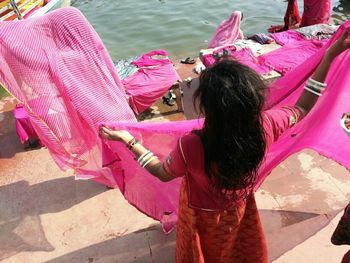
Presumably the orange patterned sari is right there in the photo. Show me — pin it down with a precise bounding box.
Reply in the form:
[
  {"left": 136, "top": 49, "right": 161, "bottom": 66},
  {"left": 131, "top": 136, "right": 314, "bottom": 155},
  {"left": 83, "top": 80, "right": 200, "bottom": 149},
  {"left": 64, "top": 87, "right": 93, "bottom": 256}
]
[{"left": 175, "top": 178, "right": 267, "bottom": 263}]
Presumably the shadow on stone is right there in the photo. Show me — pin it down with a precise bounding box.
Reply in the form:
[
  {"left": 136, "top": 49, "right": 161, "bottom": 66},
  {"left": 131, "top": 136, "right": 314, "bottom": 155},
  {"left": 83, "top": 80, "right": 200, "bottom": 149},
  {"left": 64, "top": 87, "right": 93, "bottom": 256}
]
[
  {"left": 260, "top": 209, "right": 340, "bottom": 261},
  {"left": 0, "top": 177, "right": 107, "bottom": 260},
  {"left": 0, "top": 110, "right": 26, "bottom": 159},
  {"left": 45, "top": 209, "right": 339, "bottom": 263},
  {"left": 46, "top": 224, "right": 176, "bottom": 263}
]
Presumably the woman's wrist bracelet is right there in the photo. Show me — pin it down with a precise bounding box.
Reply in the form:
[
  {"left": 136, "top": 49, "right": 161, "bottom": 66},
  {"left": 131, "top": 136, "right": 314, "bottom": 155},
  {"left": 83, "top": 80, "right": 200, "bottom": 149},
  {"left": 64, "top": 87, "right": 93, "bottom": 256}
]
[
  {"left": 137, "top": 150, "right": 151, "bottom": 162},
  {"left": 309, "top": 78, "right": 327, "bottom": 88},
  {"left": 139, "top": 152, "right": 154, "bottom": 166},
  {"left": 304, "top": 78, "right": 327, "bottom": 97},
  {"left": 126, "top": 137, "right": 139, "bottom": 150},
  {"left": 129, "top": 140, "right": 139, "bottom": 150},
  {"left": 142, "top": 156, "right": 158, "bottom": 168},
  {"left": 127, "top": 141, "right": 159, "bottom": 169},
  {"left": 126, "top": 137, "right": 135, "bottom": 147}
]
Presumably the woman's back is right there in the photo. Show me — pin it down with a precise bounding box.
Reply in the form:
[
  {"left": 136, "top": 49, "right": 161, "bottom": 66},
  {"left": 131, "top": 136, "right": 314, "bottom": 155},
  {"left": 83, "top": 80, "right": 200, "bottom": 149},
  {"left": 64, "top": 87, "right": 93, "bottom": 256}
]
[
  {"left": 165, "top": 106, "right": 302, "bottom": 263},
  {"left": 164, "top": 106, "right": 302, "bottom": 210},
  {"left": 100, "top": 34, "right": 350, "bottom": 260}
]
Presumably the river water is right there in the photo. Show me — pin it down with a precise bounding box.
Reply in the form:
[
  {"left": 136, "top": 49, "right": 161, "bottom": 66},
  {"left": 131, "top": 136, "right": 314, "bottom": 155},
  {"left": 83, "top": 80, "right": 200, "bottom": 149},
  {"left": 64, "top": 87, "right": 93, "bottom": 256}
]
[
  {"left": 0, "top": 1, "right": 349, "bottom": 98},
  {"left": 72, "top": 0, "right": 350, "bottom": 60}
]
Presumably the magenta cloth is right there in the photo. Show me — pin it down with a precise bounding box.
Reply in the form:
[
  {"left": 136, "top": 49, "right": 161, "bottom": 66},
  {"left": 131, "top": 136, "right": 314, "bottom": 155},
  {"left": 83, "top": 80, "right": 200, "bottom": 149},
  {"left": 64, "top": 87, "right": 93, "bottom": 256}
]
[
  {"left": 162, "top": 107, "right": 302, "bottom": 211},
  {"left": 13, "top": 104, "right": 39, "bottom": 144},
  {"left": 270, "top": 30, "right": 306, "bottom": 45},
  {"left": 101, "top": 21, "right": 350, "bottom": 233},
  {"left": 259, "top": 40, "right": 325, "bottom": 75},
  {"left": 201, "top": 45, "right": 236, "bottom": 67},
  {"left": 233, "top": 48, "right": 271, "bottom": 74},
  {"left": 100, "top": 120, "right": 198, "bottom": 232},
  {"left": 2, "top": 7, "right": 350, "bottom": 233},
  {"left": 201, "top": 47, "right": 271, "bottom": 74},
  {"left": 301, "top": 0, "right": 331, "bottom": 27},
  {"left": 208, "top": 11, "right": 244, "bottom": 49},
  {"left": 0, "top": 7, "right": 136, "bottom": 186},
  {"left": 122, "top": 50, "right": 180, "bottom": 114}
]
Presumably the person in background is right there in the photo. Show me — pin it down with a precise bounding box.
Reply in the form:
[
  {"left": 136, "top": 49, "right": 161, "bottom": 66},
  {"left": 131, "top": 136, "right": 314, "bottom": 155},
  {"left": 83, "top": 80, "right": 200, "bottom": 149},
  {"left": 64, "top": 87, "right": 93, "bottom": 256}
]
[
  {"left": 300, "top": 0, "right": 332, "bottom": 27},
  {"left": 269, "top": 0, "right": 332, "bottom": 33},
  {"left": 332, "top": 112, "right": 350, "bottom": 263},
  {"left": 100, "top": 31, "right": 350, "bottom": 263},
  {"left": 332, "top": 201, "right": 350, "bottom": 262},
  {"left": 268, "top": 0, "right": 301, "bottom": 33}
]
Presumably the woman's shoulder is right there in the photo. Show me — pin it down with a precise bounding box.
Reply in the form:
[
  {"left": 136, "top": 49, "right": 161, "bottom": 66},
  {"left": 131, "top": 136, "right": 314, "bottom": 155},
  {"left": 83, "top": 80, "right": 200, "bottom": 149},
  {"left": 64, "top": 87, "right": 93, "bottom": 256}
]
[
  {"left": 177, "top": 132, "right": 204, "bottom": 173},
  {"left": 180, "top": 132, "right": 202, "bottom": 147},
  {"left": 179, "top": 132, "right": 204, "bottom": 162}
]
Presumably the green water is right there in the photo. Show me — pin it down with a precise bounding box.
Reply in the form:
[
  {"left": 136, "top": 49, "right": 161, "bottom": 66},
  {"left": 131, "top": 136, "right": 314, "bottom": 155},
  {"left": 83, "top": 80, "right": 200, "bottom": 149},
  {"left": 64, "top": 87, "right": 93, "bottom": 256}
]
[
  {"left": 0, "top": 85, "right": 9, "bottom": 99},
  {"left": 72, "top": 0, "right": 350, "bottom": 60},
  {"left": 1, "top": 1, "right": 349, "bottom": 99}
]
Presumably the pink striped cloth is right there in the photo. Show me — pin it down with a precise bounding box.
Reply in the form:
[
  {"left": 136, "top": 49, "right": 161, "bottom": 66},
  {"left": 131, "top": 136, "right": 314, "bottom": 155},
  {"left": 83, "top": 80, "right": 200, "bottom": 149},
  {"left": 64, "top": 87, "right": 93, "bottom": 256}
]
[
  {"left": 2, "top": 7, "right": 350, "bottom": 233},
  {"left": 0, "top": 7, "right": 136, "bottom": 185}
]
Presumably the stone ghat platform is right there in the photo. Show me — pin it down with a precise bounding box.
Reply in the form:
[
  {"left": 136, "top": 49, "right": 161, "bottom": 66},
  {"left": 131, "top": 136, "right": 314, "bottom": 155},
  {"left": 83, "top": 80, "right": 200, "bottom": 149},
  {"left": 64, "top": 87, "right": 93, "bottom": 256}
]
[{"left": 0, "top": 60, "right": 349, "bottom": 262}]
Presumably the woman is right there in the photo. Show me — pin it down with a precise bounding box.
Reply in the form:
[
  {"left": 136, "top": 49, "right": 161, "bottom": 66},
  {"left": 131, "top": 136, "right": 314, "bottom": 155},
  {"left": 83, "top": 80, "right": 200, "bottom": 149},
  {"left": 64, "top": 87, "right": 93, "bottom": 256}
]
[
  {"left": 332, "top": 112, "right": 350, "bottom": 262},
  {"left": 100, "top": 31, "right": 350, "bottom": 263},
  {"left": 268, "top": 0, "right": 301, "bottom": 33},
  {"left": 300, "top": 0, "right": 332, "bottom": 27}
]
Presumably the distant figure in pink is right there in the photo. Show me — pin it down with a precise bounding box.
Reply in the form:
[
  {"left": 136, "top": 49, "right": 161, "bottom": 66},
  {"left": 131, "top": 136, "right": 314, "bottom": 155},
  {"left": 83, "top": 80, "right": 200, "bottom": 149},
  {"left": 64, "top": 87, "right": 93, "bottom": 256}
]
[
  {"left": 100, "top": 31, "right": 350, "bottom": 263},
  {"left": 208, "top": 11, "right": 244, "bottom": 49},
  {"left": 269, "top": 0, "right": 332, "bottom": 32},
  {"left": 301, "top": 0, "right": 332, "bottom": 26}
]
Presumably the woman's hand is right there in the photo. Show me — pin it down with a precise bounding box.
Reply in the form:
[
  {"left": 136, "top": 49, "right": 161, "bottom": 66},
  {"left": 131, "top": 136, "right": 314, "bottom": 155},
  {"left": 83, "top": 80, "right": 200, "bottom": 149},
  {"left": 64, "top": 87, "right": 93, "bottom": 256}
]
[
  {"left": 342, "top": 112, "right": 350, "bottom": 129},
  {"left": 99, "top": 126, "right": 134, "bottom": 144},
  {"left": 295, "top": 28, "right": 350, "bottom": 114},
  {"left": 326, "top": 29, "right": 350, "bottom": 59}
]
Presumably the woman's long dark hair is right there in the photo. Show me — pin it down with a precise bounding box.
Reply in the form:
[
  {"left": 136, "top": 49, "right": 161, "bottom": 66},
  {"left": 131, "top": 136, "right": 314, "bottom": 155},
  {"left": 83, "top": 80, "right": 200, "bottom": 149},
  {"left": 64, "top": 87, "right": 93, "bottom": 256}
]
[{"left": 194, "top": 59, "right": 267, "bottom": 199}]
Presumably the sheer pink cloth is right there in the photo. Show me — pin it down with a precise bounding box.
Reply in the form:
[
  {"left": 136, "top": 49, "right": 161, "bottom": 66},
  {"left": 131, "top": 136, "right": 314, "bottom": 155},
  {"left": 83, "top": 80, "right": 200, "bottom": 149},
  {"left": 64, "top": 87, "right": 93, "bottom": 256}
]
[
  {"left": 0, "top": 7, "right": 136, "bottom": 186},
  {"left": 101, "top": 21, "right": 350, "bottom": 233},
  {"left": 2, "top": 7, "right": 350, "bottom": 233},
  {"left": 208, "top": 11, "right": 244, "bottom": 49}
]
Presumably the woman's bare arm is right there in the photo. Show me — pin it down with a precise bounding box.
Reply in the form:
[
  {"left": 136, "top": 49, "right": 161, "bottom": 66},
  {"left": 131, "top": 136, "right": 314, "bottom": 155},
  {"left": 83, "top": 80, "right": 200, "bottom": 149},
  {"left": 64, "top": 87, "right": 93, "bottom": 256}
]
[
  {"left": 296, "top": 30, "right": 350, "bottom": 114},
  {"left": 99, "top": 128, "right": 173, "bottom": 182}
]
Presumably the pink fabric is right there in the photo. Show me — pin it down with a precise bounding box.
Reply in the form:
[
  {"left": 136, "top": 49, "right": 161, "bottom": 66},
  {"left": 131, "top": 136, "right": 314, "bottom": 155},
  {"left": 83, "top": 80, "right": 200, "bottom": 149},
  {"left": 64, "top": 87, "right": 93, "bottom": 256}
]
[
  {"left": 259, "top": 40, "right": 325, "bottom": 75},
  {"left": 101, "top": 21, "right": 350, "bottom": 233},
  {"left": 233, "top": 48, "right": 271, "bottom": 74},
  {"left": 0, "top": 7, "right": 136, "bottom": 185},
  {"left": 123, "top": 50, "right": 180, "bottom": 114},
  {"left": 270, "top": 30, "right": 306, "bottom": 46},
  {"left": 101, "top": 120, "right": 195, "bottom": 232},
  {"left": 13, "top": 104, "right": 39, "bottom": 144},
  {"left": 2, "top": 7, "right": 350, "bottom": 233},
  {"left": 201, "top": 45, "right": 237, "bottom": 67},
  {"left": 201, "top": 47, "right": 271, "bottom": 74},
  {"left": 162, "top": 107, "right": 302, "bottom": 211},
  {"left": 301, "top": 0, "right": 332, "bottom": 27},
  {"left": 131, "top": 50, "right": 170, "bottom": 67},
  {"left": 208, "top": 11, "right": 244, "bottom": 49}
]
